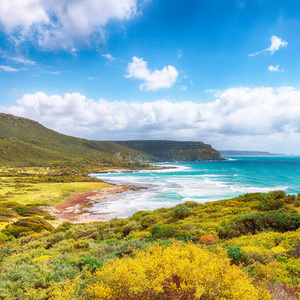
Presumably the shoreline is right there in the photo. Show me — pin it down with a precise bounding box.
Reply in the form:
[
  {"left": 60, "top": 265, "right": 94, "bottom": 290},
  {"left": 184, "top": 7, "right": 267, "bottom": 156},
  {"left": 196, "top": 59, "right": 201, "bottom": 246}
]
[
  {"left": 47, "top": 165, "right": 177, "bottom": 225},
  {"left": 48, "top": 184, "right": 147, "bottom": 224},
  {"left": 93, "top": 165, "right": 177, "bottom": 174}
]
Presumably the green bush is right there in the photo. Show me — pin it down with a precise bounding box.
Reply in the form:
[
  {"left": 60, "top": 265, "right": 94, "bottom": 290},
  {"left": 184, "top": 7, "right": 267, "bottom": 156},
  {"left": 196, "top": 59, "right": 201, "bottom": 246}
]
[
  {"left": 150, "top": 225, "right": 178, "bottom": 239},
  {"left": 268, "top": 190, "right": 286, "bottom": 200},
  {"left": 226, "top": 246, "right": 249, "bottom": 265},
  {"left": 2, "top": 217, "right": 54, "bottom": 238},
  {"left": 12, "top": 205, "right": 48, "bottom": 217},
  {"left": 294, "top": 201, "right": 300, "bottom": 208},
  {"left": 72, "top": 255, "right": 103, "bottom": 273},
  {"left": 218, "top": 212, "right": 300, "bottom": 239},
  {"left": 259, "top": 199, "right": 285, "bottom": 211},
  {"left": 173, "top": 204, "right": 192, "bottom": 219}
]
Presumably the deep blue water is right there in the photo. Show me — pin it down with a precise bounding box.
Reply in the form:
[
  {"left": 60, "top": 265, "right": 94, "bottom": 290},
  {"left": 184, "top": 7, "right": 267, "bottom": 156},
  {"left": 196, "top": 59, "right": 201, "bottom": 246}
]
[{"left": 90, "top": 156, "right": 300, "bottom": 218}]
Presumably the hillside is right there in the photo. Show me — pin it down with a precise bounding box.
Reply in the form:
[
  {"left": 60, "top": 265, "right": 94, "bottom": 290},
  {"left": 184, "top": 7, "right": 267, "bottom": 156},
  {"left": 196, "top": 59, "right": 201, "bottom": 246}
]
[
  {"left": 0, "top": 114, "right": 150, "bottom": 166},
  {"left": 115, "top": 140, "right": 222, "bottom": 161},
  {"left": 0, "top": 114, "right": 222, "bottom": 166}
]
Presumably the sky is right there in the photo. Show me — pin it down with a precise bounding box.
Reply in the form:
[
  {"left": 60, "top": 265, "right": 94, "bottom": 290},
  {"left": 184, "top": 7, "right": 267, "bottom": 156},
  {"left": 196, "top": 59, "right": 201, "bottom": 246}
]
[{"left": 0, "top": 0, "right": 300, "bottom": 154}]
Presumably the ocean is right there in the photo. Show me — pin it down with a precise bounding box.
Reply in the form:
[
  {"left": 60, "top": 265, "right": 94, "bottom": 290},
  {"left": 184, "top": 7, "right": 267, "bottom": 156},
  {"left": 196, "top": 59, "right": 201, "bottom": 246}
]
[{"left": 90, "top": 156, "right": 300, "bottom": 219}]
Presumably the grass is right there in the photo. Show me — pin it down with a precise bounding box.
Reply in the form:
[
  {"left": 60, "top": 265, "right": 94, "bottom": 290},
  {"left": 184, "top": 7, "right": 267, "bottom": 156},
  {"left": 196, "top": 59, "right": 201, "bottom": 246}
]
[
  {"left": 0, "top": 166, "right": 110, "bottom": 206},
  {"left": 0, "top": 181, "right": 110, "bottom": 205}
]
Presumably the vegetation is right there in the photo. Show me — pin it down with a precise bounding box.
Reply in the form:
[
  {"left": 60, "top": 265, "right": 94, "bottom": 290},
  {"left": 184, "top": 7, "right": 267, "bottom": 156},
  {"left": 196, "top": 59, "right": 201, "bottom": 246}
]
[
  {"left": 115, "top": 140, "right": 222, "bottom": 161},
  {"left": 0, "top": 113, "right": 151, "bottom": 167},
  {"left": 0, "top": 187, "right": 299, "bottom": 299},
  {"left": 0, "top": 114, "right": 222, "bottom": 167},
  {"left": 0, "top": 166, "right": 110, "bottom": 208},
  {"left": 2, "top": 114, "right": 298, "bottom": 299}
]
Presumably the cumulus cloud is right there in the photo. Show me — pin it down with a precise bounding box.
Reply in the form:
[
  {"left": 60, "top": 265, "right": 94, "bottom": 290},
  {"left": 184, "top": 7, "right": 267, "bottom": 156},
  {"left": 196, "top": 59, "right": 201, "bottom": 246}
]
[
  {"left": 267, "top": 36, "right": 288, "bottom": 54},
  {"left": 268, "top": 65, "right": 279, "bottom": 72},
  {"left": 2, "top": 86, "right": 300, "bottom": 153},
  {"left": 0, "top": 0, "right": 140, "bottom": 50},
  {"left": 249, "top": 35, "right": 288, "bottom": 57},
  {"left": 125, "top": 57, "right": 178, "bottom": 91}
]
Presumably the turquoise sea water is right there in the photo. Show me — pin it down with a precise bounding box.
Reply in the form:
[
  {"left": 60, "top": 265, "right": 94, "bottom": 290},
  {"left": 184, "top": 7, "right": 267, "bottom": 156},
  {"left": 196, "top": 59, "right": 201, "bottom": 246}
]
[{"left": 90, "top": 156, "right": 300, "bottom": 218}]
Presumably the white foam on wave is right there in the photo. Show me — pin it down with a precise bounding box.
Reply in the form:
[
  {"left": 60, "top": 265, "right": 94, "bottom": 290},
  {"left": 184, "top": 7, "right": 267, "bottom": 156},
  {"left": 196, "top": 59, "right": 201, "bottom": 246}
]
[
  {"left": 90, "top": 183, "right": 184, "bottom": 218},
  {"left": 229, "top": 185, "right": 288, "bottom": 193},
  {"left": 151, "top": 164, "right": 191, "bottom": 173},
  {"left": 89, "top": 163, "right": 293, "bottom": 218}
]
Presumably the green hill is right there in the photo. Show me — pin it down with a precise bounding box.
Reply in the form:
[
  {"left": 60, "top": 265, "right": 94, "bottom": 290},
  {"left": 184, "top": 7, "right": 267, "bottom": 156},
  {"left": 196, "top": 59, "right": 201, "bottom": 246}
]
[
  {"left": 0, "top": 113, "right": 150, "bottom": 166},
  {"left": 0, "top": 114, "right": 222, "bottom": 166},
  {"left": 115, "top": 140, "right": 222, "bottom": 161}
]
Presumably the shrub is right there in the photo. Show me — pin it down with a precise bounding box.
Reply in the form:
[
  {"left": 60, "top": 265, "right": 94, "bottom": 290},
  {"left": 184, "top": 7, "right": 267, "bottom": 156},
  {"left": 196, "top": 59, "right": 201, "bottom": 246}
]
[
  {"left": 183, "top": 201, "right": 199, "bottom": 208},
  {"left": 12, "top": 205, "right": 47, "bottom": 217},
  {"left": 226, "top": 246, "right": 249, "bottom": 265},
  {"left": 259, "top": 199, "right": 285, "bottom": 211},
  {"left": 2, "top": 217, "right": 54, "bottom": 238},
  {"left": 199, "top": 234, "right": 218, "bottom": 246},
  {"left": 172, "top": 204, "right": 192, "bottom": 219},
  {"left": 72, "top": 256, "right": 103, "bottom": 273},
  {"left": 218, "top": 211, "right": 300, "bottom": 239},
  {"left": 150, "top": 225, "right": 178, "bottom": 239},
  {"left": 294, "top": 201, "right": 300, "bottom": 208},
  {"left": 268, "top": 190, "right": 286, "bottom": 200},
  {"left": 83, "top": 242, "right": 272, "bottom": 300}
]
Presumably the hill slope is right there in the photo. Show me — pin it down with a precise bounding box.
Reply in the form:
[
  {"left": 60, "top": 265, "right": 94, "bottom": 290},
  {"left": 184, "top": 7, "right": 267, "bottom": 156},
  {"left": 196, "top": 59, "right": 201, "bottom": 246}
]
[
  {"left": 115, "top": 140, "right": 222, "bottom": 161},
  {"left": 0, "top": 114, "right": 149, "bottom": 166}
]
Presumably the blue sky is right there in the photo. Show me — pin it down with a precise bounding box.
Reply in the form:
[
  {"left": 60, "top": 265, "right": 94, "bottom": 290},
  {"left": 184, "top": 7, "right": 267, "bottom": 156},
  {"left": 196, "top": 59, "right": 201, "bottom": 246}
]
[{"left": 0, "top": 0, "right": 300, "bottom": 154}]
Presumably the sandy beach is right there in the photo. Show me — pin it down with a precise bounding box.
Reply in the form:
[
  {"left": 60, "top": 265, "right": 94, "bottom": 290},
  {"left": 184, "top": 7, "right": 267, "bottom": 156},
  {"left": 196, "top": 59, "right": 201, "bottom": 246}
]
[
  {"left": 47, "top": 165, "right": 176, "bottom": 225},
  {"left": 50, "top": 184, "right": 146, "bottom": 224}
]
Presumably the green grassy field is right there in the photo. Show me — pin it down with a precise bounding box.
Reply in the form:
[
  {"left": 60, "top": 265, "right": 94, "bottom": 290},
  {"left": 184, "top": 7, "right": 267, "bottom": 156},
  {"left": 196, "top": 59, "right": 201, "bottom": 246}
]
[{"left": 0, "top": 180, "right": 109, "bottom": 205}]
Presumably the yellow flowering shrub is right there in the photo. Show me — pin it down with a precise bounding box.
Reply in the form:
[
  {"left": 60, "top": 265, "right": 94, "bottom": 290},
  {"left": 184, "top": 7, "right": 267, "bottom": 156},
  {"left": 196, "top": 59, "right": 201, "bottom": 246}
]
[
  {"left": 50, "top": 276, "right": 84, "bottom": 300},
  {"left": 241, "top": 246, "right": 286, "bottom": 264},
  {"left": 85, "top": 242, "right": 272, "bottom": 300},
  {"left": 248, "top": 261, "right": 293, "bottom": 285},
  {"left": 129, "top": 230, "right": 152, "bottom": 239},
  {"left": 32, "top": 254, "right": 52, "bottom": 263}
]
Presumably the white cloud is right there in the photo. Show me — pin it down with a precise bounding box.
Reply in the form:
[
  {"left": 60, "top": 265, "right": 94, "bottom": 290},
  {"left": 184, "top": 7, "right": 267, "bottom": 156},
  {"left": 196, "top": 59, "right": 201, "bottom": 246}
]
[
  {"left": 0, "top": 65, "right": 18, "bottom": 72},
  {"left": 267, "top": 35, "right": 288, "bottom": 54},
  {"left": 103, "top": 54, "right": 116, "bottom": 61},
  {"left": 268, "top": 65, "right": 279, "bottom": 72},
  {"left": 9, "top": 56, "right": 36, "bottom": 65},
  {"left": 249, "top": 35, "right": 288, "bottom": 57},
  {"left": 2, "top": 86, "right": 300, "bottom": 154},
  {"left": 125, "top": 56, "right": 178, "bottom": 91},
  {"left": 0, "top": 0, "right": 140, "bottom": 50},
  {"left": 0, "top": 52, "right": 36, "bottom": 65}
]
